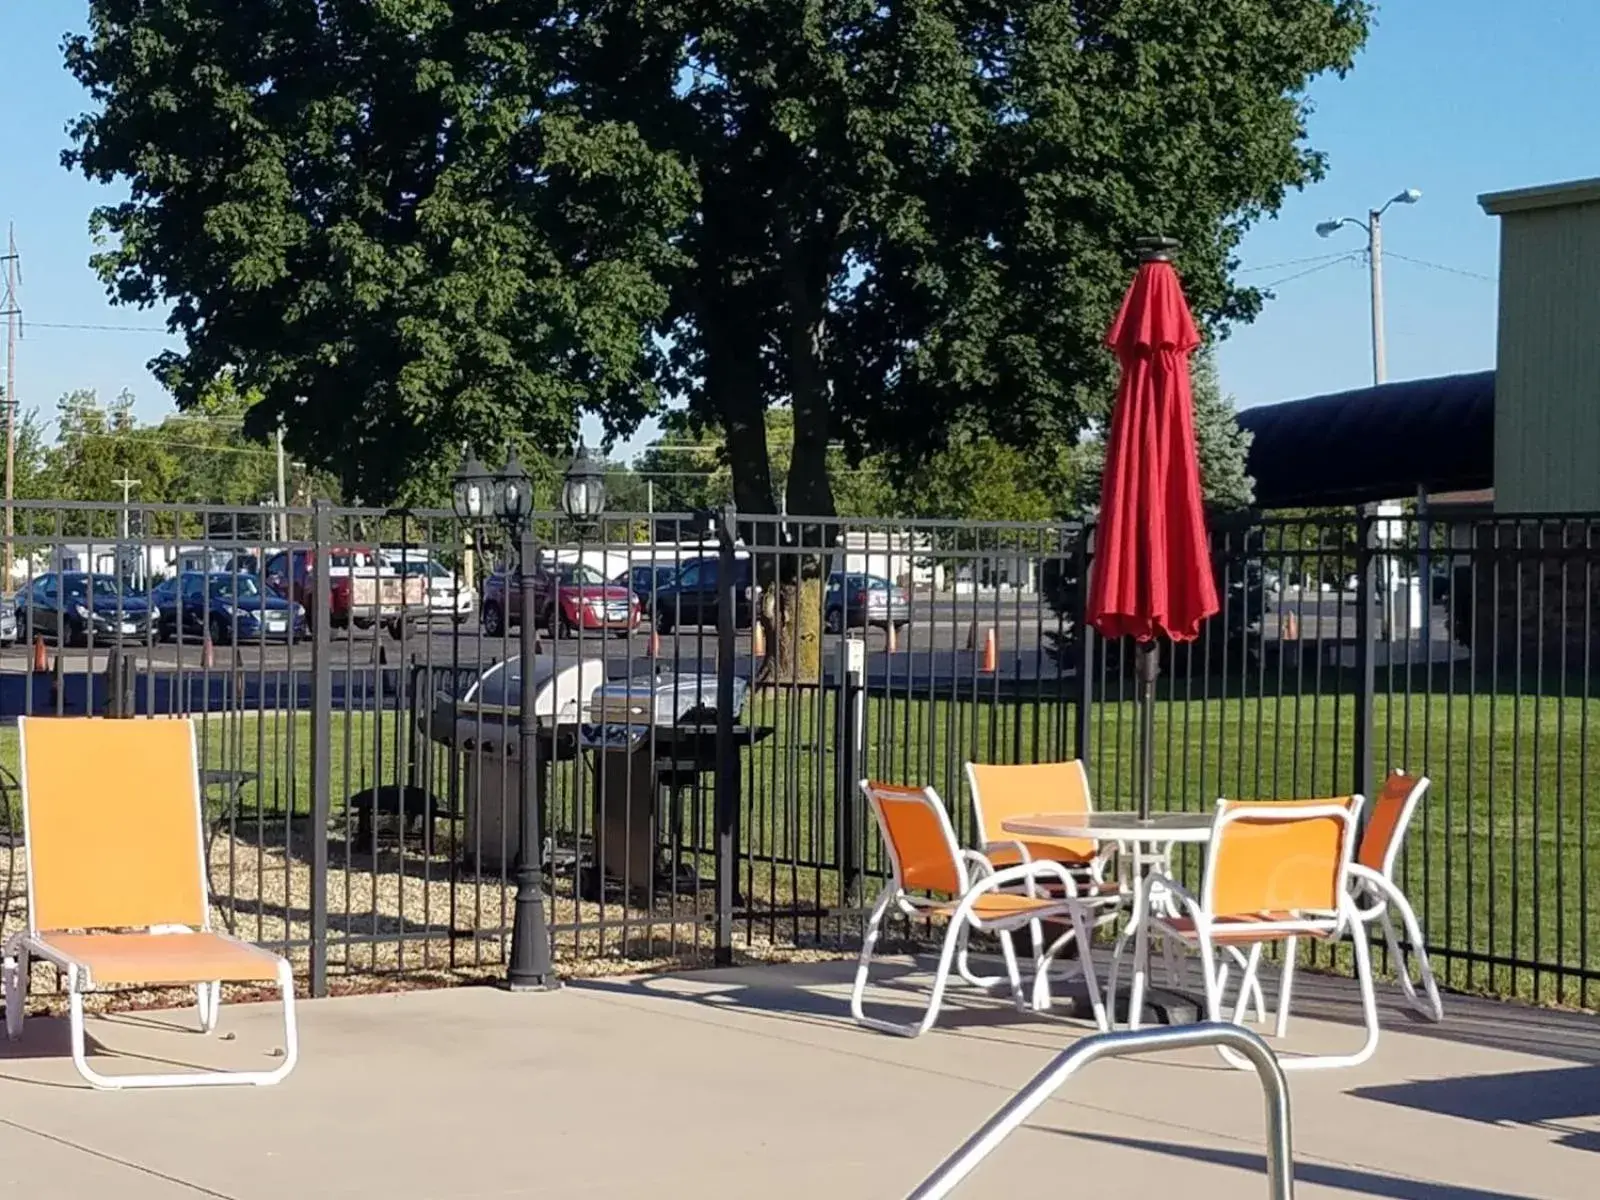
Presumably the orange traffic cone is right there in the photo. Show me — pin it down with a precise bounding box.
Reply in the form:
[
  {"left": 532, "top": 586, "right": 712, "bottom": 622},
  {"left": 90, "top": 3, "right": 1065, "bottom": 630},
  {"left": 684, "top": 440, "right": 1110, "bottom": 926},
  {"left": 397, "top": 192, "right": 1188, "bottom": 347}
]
[
  {"left": 1280, "top": 611, "right": 1300, "bottom": 641},
  {"left": 980, "top": 628, "right": 997, "bottom": 673},
  {"left": 751, "top": 620, "right": 767, "bottom": 658},
  {"left": 31, "top": 635, "right": 47, "bottom": 673},
  {"left": 202, "top": 634, "right": 215, "bottom": 670},
  {"left": 647, "top": 629, "right": 661, "bottom": 658},
  {"left": 885, "top": 621, "right": 898, "bottom": 653}
]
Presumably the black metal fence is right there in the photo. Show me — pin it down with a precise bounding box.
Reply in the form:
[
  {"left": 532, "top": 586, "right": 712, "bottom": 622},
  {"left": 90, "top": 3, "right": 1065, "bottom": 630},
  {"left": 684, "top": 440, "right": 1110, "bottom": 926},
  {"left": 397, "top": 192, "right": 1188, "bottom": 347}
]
[{"left": 0, "top": 498, "right": 1596, "bottom": 1009}]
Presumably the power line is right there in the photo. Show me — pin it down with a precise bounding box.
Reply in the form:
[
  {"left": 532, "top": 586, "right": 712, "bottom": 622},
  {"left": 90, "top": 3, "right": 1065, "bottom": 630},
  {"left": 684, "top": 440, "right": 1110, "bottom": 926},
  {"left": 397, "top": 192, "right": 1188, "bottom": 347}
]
[
  {"left": 1384, "top": 252, "right": 1496, "bottom": 283},
  {"left": 1257, "top": 254, "right": 1362, "bottom": 290},
  {"left": 1236, "top": 252, "right": 1351, "bottom": 275},
  {"left": 24, "top": 320, "right": 171, "bottom": 334}
]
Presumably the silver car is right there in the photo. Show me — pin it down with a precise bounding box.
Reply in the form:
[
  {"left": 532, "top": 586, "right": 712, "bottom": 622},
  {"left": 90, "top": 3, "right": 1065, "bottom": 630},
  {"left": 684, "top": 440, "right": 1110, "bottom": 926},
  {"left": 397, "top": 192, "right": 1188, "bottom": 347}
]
[
  {"left": 0, "top": 602, "right": 15, "bottom": 647},
  {"left": 824, "top": 572, "right": 910, "bottom": 632}
]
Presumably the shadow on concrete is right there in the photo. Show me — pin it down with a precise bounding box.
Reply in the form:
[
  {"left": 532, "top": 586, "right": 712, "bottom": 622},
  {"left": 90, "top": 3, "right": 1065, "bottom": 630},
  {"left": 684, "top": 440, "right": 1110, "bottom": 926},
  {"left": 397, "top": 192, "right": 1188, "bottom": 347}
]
[
  {"left": 1353, "top": 1064, "right": 1600, "bottom": 1154},
  {"left": 572, "top": 954, "right": 1108, "bottom": 1050},
  {"left": 1047, "top": 1129, "right": 1547, "bottom": 1200}
]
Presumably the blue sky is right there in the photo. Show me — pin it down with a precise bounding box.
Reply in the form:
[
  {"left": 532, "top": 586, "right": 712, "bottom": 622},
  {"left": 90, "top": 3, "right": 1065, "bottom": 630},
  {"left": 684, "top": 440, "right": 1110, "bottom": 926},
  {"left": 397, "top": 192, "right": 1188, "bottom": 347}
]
[{"left": 2, "top": 1, "right": 1596, "bottom": 457}]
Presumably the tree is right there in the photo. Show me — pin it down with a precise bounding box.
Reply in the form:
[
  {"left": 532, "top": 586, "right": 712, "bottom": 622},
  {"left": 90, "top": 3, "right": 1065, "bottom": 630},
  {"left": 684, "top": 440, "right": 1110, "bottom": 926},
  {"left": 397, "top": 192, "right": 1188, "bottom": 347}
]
[
  {"left": 65, "top": 3, "right": 694, "bottom": 503},
  {"left": 66, "top": 1, "right": 1368, "bottom": 674},
  {"left": 1070, "top": 350, "right": 1256, "bottom": 516}
]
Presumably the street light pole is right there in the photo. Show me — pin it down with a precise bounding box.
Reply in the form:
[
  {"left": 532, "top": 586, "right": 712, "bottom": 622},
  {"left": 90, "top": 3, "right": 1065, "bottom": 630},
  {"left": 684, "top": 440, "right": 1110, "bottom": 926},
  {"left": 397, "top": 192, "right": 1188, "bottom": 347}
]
[
  {"left": 508, "top": 517, "right": 556, "bottom": 991},
  {"left": 455, "top": 443, "right": 605, "bottom": 994},
  {"left": 1368, "top": 206, "right": 1386, "bottom": 385},
  {"left": 1316, "top": 188, "right": 1419, "bottom": 388}
]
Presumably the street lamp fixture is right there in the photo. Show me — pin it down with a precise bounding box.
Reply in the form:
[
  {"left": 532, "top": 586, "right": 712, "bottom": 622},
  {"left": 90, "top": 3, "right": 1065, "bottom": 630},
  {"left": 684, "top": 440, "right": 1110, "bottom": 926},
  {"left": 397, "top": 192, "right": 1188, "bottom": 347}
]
[
  {"left": 1312, "top": 187, "right": 1422, "bottom": 385},
  {"left": 449, "top": 446, "right": 557, "bottom": 993},
  {"left": 559, "top": 441, "right": 606, "bottom": 522}
]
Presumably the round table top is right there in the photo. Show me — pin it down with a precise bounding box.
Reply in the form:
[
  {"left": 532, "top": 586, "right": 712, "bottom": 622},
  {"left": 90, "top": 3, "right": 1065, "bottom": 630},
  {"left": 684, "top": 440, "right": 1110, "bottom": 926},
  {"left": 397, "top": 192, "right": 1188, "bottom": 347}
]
[{"left": 1001, "top": 810, "right": 1215, "bottom": 843}]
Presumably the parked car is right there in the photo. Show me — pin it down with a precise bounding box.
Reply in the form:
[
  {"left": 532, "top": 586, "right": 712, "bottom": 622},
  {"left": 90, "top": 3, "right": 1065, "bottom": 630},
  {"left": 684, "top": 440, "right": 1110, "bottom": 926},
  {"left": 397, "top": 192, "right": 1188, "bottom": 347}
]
[
  {"left": 824, "top": 572, "right": 910, "bottom": 632},
  {"left": 0, "top": 602, "right": 15, "bottom": 647},
  {"left": 150, "top": 571, "right": 308, "bottom": 644},
  {"left": 651, "top": 555, "right": 755, "bottom": 634},
  {"left": 481, "top": 561, "right": 641, "bottom": 638},
  {"left": 262, "top": 546, "right": 427, "bottom": 633},
  {"left": 378, "top": 549, "right": 474, "bottom": 624},
  {"left": 614, "top": 563, "right": 679, "bottom": 609},
  {"left": 15, "top": 572, "right": 154, "bottom": 646}
]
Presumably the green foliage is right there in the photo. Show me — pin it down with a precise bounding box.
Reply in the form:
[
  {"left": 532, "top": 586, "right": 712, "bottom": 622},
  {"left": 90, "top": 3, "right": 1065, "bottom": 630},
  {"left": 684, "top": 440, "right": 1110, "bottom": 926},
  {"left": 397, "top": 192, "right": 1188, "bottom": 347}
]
[
  {"left": 66, "top": 0, "right": 1368, "bottom": 511},
  {"left": 65, "top": 2, "right": 695, "bottom": 502},
  {"left": 1072, "top": 350, "right": 1256, "bottom": 516}
]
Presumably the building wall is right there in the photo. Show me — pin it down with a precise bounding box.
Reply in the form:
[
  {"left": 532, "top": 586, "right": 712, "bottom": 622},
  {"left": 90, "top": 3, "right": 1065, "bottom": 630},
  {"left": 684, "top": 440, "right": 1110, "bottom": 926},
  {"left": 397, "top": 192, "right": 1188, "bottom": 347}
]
[{"left": 1486, "top": 184, "right": 1600, "bottom": 512}]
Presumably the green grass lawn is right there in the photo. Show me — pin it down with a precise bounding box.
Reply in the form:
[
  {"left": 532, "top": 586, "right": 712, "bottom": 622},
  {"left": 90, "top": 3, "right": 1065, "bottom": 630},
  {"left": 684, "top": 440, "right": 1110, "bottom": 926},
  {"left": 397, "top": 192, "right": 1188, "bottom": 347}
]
[{"left": 2, "top": 685, "right": 1595, "bottom": 1007}]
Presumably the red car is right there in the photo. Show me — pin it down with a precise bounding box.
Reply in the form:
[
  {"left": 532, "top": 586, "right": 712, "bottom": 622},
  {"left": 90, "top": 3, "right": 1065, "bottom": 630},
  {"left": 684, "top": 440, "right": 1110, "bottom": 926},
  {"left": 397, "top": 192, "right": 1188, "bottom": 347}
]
[{"left": 481, "top": 562, "right": 641, "bottom": 638}]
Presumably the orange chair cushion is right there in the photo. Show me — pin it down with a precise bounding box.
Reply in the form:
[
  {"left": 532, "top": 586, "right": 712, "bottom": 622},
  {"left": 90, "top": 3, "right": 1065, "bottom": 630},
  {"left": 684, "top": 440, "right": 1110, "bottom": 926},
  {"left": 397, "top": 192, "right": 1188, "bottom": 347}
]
[
  {"left": 1159, "top": 914, "right": 1336, "bottom": 945},
  {"left": 21, "top": 717, "right": 209, "bottom": 932},
  {"left": 37, "top": 932, "right": 284, "bottom": 986},
  {"left": 924, "top": 893, "right": 1068, "bottom": 921},
  {"left": 983, "top": 839, "right": 1095, "bottom": 868},
  {"left": 969, "top": 762, "right": 1094, "bottom": 860}
]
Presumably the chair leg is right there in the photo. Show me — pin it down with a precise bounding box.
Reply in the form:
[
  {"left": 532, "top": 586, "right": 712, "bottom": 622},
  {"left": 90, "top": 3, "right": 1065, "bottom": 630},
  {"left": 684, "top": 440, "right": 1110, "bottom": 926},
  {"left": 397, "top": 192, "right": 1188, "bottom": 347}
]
[
  {"left": 1128, "top": 908, "right": 1151, "bottom": 1031},
  {"left": 1275, "top": 937, "right": 1299, "bottom": 1040},
  {"left": 954, "top": 924, "right": 1005, "bottom": 991},
  {"left": 66, "top": 963, "right": 299, "bottom": 1089},
  {"left": 852, "top": 888, "right": 964, "bottom": 1038},
  {"left": 3, "top": 939, "right": 28, "bottom": 1042},
  {"left": 1383, "top": 892, "right": 1444, "bottom": 1022},
  {"left": 998, "top": 930, "right": 1027, "bottom": 1011},
  {"left": 196, "top": 981, "right": 221, "bottom": 1033}
]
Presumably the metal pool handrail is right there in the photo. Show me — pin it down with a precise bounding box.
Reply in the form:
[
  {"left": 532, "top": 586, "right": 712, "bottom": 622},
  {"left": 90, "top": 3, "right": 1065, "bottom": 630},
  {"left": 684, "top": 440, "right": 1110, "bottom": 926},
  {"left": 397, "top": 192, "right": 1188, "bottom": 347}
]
[{"left": 906, "top": 1022, "right": 1294, "bottom": 1200}]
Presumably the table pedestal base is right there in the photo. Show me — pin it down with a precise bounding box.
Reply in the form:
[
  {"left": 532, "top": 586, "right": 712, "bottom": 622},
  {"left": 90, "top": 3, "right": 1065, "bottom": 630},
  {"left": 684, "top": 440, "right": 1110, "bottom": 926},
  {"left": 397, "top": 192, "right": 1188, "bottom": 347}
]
[{"left": 1047, "top": 982, "right": 1201, "bottom": 1027}]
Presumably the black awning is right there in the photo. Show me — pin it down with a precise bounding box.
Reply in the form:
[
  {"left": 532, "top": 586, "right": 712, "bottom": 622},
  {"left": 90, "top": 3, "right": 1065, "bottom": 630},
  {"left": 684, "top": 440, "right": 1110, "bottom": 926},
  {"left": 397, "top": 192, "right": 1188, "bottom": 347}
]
[{"left": 1237, "top": 371, "right": 1494, "bottom": 509}]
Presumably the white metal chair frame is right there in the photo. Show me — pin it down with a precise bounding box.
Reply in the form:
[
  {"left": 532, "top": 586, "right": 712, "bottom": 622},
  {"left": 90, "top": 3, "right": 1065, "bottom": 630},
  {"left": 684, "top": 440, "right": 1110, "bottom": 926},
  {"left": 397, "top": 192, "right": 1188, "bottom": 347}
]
[
  {"left": 961, "top": 761, "right": 1126, "bottom": 991},
  {"left": 2, "top": 718, "right": 299, "bottom": 1090},
  {"left": 852, "top": 782, "right": 1110, "bottom": 1037},
  {"left": 1250, "top": 772, "right": 1443, "bottom": 1034},
  {"left": 1135, "top": 798, "right": 1381, "bottom": 1071}
]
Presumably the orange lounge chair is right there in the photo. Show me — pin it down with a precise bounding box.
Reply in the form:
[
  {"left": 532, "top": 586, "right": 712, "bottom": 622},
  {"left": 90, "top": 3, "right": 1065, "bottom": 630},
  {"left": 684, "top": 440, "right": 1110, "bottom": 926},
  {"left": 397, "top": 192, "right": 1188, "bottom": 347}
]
[
  {"left": 853, "top": 780, "right": 1110, "bottom": 1037},
  {"left": 3, "top": 716, "right": 298, "bottom": 1089},
  {"left": 1137, "top": 796, "right": 1380, "bottom": 1071}
]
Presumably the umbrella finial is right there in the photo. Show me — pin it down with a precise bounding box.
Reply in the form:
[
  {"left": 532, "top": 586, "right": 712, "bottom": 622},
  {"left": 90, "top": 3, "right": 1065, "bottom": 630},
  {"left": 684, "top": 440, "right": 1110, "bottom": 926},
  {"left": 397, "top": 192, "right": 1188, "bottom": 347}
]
[{"left": 1136, "top": 235, "right": 1181, "bottom": 263}]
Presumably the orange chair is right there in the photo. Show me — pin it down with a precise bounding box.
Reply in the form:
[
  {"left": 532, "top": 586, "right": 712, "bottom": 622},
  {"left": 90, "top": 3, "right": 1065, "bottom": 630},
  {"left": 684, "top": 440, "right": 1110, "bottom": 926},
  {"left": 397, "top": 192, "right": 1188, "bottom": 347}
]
[
  {"left": 3, "top": 716, "right": 298, "bottom": 1089},
  {"left": 1136, "top": 796, "right": 1380, "bottom": 1071},
  {"left": 1352, "top": 770, "right": 1442, "bottom": 1020},
  {"left": 853, "top": 781, "right": 1109, "bottom": 1037},
  {"left": 1243, "top": 771, "right": 1442, "bottom": 1038},
  {"left": 964, "top": 760, "right": 1117, "bottom": 882}
]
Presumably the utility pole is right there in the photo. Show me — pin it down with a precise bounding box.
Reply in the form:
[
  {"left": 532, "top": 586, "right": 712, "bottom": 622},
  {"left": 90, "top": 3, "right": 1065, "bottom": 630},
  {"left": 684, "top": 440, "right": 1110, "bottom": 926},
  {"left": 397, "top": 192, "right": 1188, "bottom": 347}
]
[
  {"left": 1316, "top": 188, "right": 1419, "bottom": 388},
  {"left": 1368, "top": 207, "right": 1386, "bottom": 385},
  {"left": 2, "top": 224, "right": 20, "bottom": 591},
  {"left": 113, "top": 471, "right": 139, "bottom": 541},
  {"left": 274, "top": 420, "right": 287, "bottom": 544}
]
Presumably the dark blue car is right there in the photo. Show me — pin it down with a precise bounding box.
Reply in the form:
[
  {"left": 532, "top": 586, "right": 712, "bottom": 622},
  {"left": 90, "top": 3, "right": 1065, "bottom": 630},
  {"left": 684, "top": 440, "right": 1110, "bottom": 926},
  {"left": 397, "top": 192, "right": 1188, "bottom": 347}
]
[
  {"left": 151, "top": 572, "right": 308, "bottom": 643},
  {"left": 613, "top": 564, "right": 679, "bottom": 608}
]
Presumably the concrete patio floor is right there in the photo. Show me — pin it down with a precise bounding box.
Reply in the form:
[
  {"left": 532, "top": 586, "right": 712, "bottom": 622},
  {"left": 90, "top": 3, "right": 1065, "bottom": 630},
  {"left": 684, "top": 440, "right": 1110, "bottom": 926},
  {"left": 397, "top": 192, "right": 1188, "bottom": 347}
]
[{"left": 0, "top": 957, "right": 1594, "bottom": 1199}]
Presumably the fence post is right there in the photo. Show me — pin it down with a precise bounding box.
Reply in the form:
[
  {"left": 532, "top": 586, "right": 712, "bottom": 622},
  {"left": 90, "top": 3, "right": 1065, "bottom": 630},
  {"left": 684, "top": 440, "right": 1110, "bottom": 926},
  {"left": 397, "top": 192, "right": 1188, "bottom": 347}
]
[
  {"left": 1074, "top": 527, "right": 1095, "bottom": 764},
  {"left": 713, "top": 503, "right": 740, "bottom": 966},
  {"left": 309, "top": 500, "right": 333, "bottom": 998},
  {"left": 1353, "top": 506, "right": 1378, "bottom": 806},
  {"left": 836, "top": 635, "right": 865, "bottom": 906}
]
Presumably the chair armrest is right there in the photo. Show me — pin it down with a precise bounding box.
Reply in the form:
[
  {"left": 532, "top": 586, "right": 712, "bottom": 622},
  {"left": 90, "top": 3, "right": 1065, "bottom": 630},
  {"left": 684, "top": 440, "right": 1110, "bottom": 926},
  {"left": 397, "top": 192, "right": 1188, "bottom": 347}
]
[{"left": 968, "top": 860, "right": 1082, "bottom": 900}]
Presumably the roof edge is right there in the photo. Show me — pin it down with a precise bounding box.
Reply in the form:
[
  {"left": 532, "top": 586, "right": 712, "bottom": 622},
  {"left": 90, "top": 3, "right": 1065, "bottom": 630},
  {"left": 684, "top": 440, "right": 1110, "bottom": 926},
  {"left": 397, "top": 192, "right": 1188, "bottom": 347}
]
[{"left": 1479, "top": 176, "right": 1600, "bottom": 216}]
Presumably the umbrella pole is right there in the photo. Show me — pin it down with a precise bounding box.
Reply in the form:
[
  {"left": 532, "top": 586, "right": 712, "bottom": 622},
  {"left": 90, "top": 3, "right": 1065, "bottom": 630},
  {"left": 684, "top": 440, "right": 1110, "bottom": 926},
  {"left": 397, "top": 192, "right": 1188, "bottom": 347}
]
[{"left": 1136, "top": 641, "right": 1159, "bottom": 821}]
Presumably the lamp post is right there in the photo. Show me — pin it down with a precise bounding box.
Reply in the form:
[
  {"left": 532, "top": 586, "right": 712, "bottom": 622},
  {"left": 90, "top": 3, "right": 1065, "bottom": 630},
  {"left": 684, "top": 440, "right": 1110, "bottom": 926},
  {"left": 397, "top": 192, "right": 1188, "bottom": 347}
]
[
  {"left": 452, "top": 444, "right": 603, "bottom": 991},
  {"left": 1316, "top": 188, "right": 1422, "bottom": 386}
]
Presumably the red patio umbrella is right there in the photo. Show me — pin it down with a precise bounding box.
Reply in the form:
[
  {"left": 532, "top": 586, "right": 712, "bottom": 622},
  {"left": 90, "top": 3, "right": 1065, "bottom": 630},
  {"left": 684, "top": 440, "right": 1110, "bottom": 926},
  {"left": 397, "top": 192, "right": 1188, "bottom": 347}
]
[{"left": 1087, "top": 238, "right": 1219, "bottom": 818}]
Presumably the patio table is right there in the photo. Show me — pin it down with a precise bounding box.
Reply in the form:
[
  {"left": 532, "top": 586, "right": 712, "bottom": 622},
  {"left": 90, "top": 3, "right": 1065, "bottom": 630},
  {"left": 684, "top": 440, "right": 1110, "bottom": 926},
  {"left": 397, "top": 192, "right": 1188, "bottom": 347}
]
[{"left": 1001, "top": 810, "right": 1213, "bottom": 1025}]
